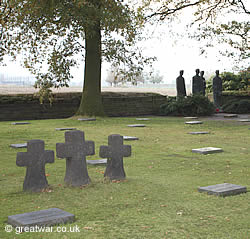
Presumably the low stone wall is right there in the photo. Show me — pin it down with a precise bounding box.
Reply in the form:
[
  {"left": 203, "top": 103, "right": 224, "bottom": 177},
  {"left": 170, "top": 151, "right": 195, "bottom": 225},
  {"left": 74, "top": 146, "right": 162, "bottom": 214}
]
[{"left": 0, "top": 92, "right": 167, "bottom": 121}]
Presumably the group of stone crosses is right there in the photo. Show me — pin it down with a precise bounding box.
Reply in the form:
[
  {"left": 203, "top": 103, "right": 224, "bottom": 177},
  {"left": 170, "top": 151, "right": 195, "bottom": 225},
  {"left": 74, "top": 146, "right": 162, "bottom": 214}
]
[
  {"left": 8, "top": 117, "right": 248, "bottom": 228},
  {"left": 176, "top": 69, "right": 222, "bottom": 107},
  {"left": 16, "top": 130, "right": 131, "bottom": 192}
]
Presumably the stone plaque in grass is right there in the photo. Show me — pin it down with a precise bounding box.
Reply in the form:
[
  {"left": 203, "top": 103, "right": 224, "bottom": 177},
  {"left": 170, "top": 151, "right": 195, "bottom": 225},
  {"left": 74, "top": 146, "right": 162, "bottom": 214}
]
[
  {"left": 192, "top": 147, "right": 223, "bottom": 154},
  {"left": 136, "top": 118, "right": 150, "bottom": 121},
  {"left": 127, "top": 124, "right": 146, "bottom": 127},
  {"left": 185, "top": 121, "right": 203, "bottom": 125},
  {"left": 16, "top": 140, "right": 54, "bottom": 192},
  {"left": 8, "top": 208, "right": 75, "bottom": 227},
  {"left": 184, "top": 117, "right": 198, "bottom": 119},
  {"left": 56, "top": 130, "right": 94, "bottom": 187},
  {"left": 123, "top": 136, "right": 139, "bottom": 141},
  {"left": 10, "top": 143, "right": 27, "bottom": 148},
  {"left": 11, "top": 122, "right": 30, "bottom": 125},
  {"left": 224, "top": 114, "right": 238, "bottom": 118},
  {"left": 78, "top": 118, "right": 96, "bottom": 121},
  {"left": 238, "top": 119, "right": 250, "bottom": 122},
  {"left": 55, "top": 128, "right": 77, "bottom": 131},
  {"left": 99, "top": 134, "right": 131, "bottom": 180},
  {"left": 87, "top": 159, "right": 107, "bottom": 165},
  {"left": 188, "top": 132, "right": 210, "bottom": 135},
  {"left": 198, "top": 183, "right": 247, "bottom": 197}
]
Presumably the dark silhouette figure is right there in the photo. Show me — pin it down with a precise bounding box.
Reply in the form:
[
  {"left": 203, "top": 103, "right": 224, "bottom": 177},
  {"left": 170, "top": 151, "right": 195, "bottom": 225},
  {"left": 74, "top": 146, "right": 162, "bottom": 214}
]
[
  {"left": 200, "top": 71, "right": 206, "bottom": 96},
  {"left": 213, "top": 70, "right": 222, "bottom": 107},
  {"left": 192, "top": 69, "right": 203, "bottom": 95},
  {"left": 176, "top": 70, "right": 187, "bottom": 97}
]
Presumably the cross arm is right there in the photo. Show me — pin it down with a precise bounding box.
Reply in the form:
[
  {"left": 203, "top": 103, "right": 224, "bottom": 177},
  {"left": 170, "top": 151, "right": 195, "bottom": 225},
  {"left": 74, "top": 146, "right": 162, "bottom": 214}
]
[
  {"left": 123, "top": 145, "right": 131, "bottom": 157},
  {"left": 99, "top": 146, "right": 111, "bottom": 158},
  {"left": 16, "top": 152, "right": 30, "bottom": 167},
  {"left": 43, "top": 150, "right": 55, "bottom": 164}
]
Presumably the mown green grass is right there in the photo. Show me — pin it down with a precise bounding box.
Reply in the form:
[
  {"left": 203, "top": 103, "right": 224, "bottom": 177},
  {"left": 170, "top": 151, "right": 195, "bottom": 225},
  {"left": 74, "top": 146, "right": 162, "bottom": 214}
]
[{"left": 0, "top": 116, "right": 249, "bottom": 238}]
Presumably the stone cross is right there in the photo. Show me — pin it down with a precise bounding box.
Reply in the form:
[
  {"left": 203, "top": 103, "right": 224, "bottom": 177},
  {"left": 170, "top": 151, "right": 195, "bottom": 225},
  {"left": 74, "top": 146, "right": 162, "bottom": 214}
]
[
  {"left": 99, "top": 134, "right": 131, "bottom": 180},
  {"left": 192, "top": 69, "right": 203, "bottom": 95},
  {"left": 213, "top": 70, "right": 222, "bottom": 107},
  {"left": 176, "top": 70, "right": 187, "bottom": 97},
  {"left": 16, "top": 140, "right": 54, "bottom": 192},
  {"left": 56, "top": 130, "right": 94, "bottom": 187}
]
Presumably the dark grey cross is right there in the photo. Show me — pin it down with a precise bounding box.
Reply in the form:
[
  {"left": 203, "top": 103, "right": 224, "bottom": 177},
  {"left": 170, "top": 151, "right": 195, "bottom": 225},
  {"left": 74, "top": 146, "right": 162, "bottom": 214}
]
[
  {"left": 99, "top": 134, "right": 131, "bottom": 180},
  {"left": 16, "top": 140, "right": 54, "bottom": 192},
  {"left": 56, "top": 130, "right": 95, "bottom": 187}
]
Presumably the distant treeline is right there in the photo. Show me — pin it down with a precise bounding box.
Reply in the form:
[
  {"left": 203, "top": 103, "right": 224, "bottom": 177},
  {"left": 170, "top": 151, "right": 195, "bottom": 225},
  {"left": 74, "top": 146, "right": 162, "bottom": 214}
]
[{"left": 0, "top": 74, "right": 35, "bottom": 85}]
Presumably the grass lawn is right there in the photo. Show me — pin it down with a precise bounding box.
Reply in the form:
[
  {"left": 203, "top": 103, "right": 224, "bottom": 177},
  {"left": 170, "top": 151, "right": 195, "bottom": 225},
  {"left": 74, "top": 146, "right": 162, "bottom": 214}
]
[{"left": 0, "top": 116, "right": 249, "bottom": 238}]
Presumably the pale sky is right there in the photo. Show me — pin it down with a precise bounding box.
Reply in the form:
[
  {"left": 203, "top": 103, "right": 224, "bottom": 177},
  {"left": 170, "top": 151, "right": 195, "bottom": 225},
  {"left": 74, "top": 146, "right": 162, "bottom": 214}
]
[{"left": 0, "top": 3, "right": 248, "bottom": 86}]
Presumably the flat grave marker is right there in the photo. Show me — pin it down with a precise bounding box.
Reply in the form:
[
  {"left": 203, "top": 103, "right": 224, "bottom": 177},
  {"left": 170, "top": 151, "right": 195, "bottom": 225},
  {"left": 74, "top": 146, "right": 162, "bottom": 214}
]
[
  {"left": 188, "top": 132, "right": 210, "bottom": 135},
  {"left": 198, "top": 183, "right": 247, "bottom": 197},
  {"left": 123, "top": 136, "right": 139, "bottom": 141},
  {"left": 224, "top": 114, "right": 238, "bottom": 118},
  {"left": 10, "top": 143, "right": 27, "bottom": 148},
  {"left": 8, "top": 208, "right": 75, "bottom": 227},
  {"left": 55, "top": 128, "right": 77, "bottom": 131},
  {"left": 78, "top": 118, "right": 96, "bottom": 121},
  {"left": 185, "top": 121, "right": 203, "bottom": 125},
  {"left": 184, "top": 117, "right": 198, "bottom": 119},
  {"left": 11, "top": 122, "right": 30, "bottom": 125},
  {"left": 86, "top": 159, "right": 107, "bottom": 165},
  {"left": 136, "top": 118, "right": 150, "bottom": 121},
  {"left": 192, "top": 147, "right": 223, "bottom": 154},
  {"left": 238, "top": 119, "right": 250, "bottom": 122},
  {"left": 127, "top": 124, "right": 146, "bottom": 127}
]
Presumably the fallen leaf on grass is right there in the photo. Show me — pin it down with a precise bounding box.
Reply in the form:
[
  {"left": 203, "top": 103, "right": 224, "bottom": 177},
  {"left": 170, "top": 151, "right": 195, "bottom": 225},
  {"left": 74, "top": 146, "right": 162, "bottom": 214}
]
[
  {"left": 45, "top": 173, "right": 50, "bottom": 177},
  {"left": 160, "top": 205, "right": 168, "bottom": 207},
  {"left": 83, "top": 227, "right": 93, "bottom": 230}
]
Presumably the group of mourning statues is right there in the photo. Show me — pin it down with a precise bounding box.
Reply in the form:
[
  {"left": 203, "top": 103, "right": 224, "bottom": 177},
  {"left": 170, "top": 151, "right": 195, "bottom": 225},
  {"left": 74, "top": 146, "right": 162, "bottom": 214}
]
[{"left": 176, "top": 69, "right": 222, "bottom": 107}]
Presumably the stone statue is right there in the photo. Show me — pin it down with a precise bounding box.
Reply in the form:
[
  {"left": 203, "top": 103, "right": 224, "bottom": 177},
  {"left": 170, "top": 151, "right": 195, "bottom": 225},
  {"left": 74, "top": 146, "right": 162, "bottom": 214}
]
[
  {"left": 200, "top": 71, "right": 206, "bottom": 96},
  {"left": 176, "top": 70, "right": 187, "bottom": 97},
  {"left": 213, "top": 70, "right": 222, "bottom": 107},
  {"left": 192, "top": 69, "right": 203, "bottom": 95}
]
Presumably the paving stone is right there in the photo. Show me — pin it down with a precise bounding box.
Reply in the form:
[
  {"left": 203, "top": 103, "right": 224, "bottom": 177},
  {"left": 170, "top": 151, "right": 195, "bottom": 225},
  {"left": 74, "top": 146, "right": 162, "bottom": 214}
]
[
  {"left": 185, "top": 121, "right": 203, "bottom": 125},
  {"left": 188, "top": 132, "right": 210, "bottom": 135},
  {"left": 136, "top": 118, "right": 150, "bottom": 121},
  {"left": 127, "top": 124, "right": 146, "bottom": 127},
  {"left": 8, "top": 208, "right": 75, "bottom": 227},
  {"left": 238, "top": 119, "right": 250, "bottom": 122},
  {"left": 86, "top": 159, "right": 107, "bottom": 165},
  {"left": 10, "top": 143, "right": 27, "bottom": 148},
  {"left": 55, "top": 128, "right": 77, "bottom": 131},
  {"left": 11, "top": 122, "right": 30, "bottom": 125},
  {"left": 123, "top": 136, "right": 139, "bottom": 141},
  {"left": 224, "top": 114, "right": 238, "bottom": 118},
  {"left": 78, "top": 118, "right": 96, "bottom": 121},
  {"left": 192, "top": 147, "right": 223, "bottom": 154},
  {"left": 184, "top": 117, "right": 198, "bottom": 119},
  {"left": 198, "top": 183, "right": 247, "bottom": 197}
]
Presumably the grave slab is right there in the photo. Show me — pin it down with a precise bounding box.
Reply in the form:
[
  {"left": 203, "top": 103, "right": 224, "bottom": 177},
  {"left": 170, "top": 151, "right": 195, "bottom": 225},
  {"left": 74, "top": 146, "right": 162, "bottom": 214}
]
[
  {"left": 188, "top": 132, "right": 210, "bottom": 135},
  {"left": 192, "top": 147, "right": 223, "bottom": 154},
  {"left": 238, "top": 119, "right": 250, "bottom": 122},
  {"left": 55, "top": 128, "right": 77, "bottom": 131},
  {"left": 11, "top": 122, "right": 30, "bottom": 125},
  {"left": 10, "top": 143, "right": 27, "bottom": 148},
  {"left": 185, "top": 121, "right": 203, "bottom": 125},
  {"left": 78, "top": 118, "right": 96, "bottom": 121},
  {"left": 87, "top": 159, "right": 107, "bottom": 165},
  {"left": 123, "top": 136, "right": 139, "bottom": 141},
  {"left": 8, "top": 208, "right": 75, "bottom": 227},
  {"left": 198, "top": 183, "right": 247, "bottom": 197},
  {"left": 224, "top": 114, "right": 238, "bottom": 118},
  {"left": 136, "top": 118, "right": 150, "bottom": 121},
  {"left": 127, "top": 124, "right": 146, "bottom": 127},
  {"left": 184, "top": 117, "right": 198, "bottom": 119}
]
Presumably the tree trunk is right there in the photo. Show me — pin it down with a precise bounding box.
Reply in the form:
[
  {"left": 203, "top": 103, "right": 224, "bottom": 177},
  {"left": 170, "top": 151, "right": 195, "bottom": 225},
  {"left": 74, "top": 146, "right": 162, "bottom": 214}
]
[{"left": 76, "top": 22, "right": 105, "bottom": 116}]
